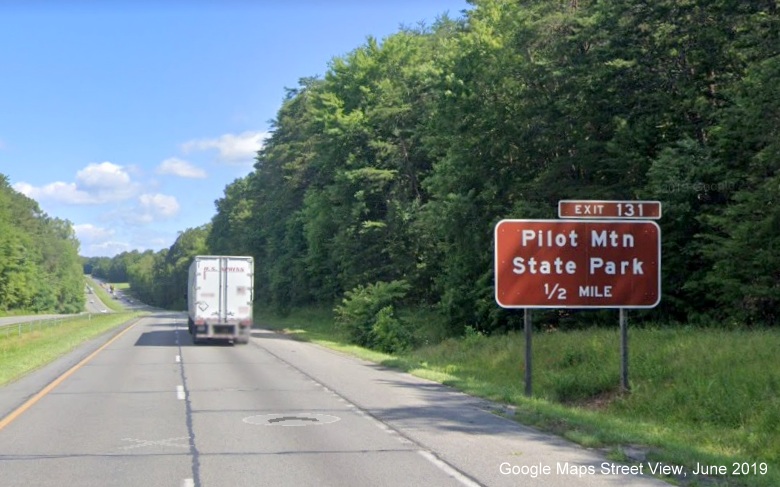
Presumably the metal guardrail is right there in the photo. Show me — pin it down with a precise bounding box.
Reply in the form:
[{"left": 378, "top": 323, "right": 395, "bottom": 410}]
[{"left": 0, "top": 314, "right": 108, "bottom": 338}]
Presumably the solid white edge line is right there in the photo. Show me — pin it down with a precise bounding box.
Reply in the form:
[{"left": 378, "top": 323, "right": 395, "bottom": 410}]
[
  {"left": 176, "top": 385, "right": 185, "bottom": 400},
  {"left": 417, "top": 450, "right": 481, "bottom": 487}
]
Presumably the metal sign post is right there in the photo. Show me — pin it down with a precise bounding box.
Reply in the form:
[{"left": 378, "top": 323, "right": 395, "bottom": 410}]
[
  {"left": 620, "top": 308, "right": 629, "bottom": 391},
  {"left": 524, "top": 309, "right": 532, "bottom": 396}
]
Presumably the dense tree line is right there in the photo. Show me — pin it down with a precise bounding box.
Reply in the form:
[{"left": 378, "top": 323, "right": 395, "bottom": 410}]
[
  {"left": 0, "top": 174, "right": 84, "bottom": 314},
  {"left": 92, "top": 0, "right": 780, "bottom": 333}
]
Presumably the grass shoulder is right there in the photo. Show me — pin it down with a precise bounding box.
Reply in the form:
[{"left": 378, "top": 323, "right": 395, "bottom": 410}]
[
  {"left": 255, "top": 305, "right": 779, "bottom": 487},
  {"left": 0, "top": 312, "right": 145, "bottom": 386}
]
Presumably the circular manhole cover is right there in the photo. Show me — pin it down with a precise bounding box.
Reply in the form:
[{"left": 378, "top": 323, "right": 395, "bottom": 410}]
[{"left": 243, "top": 413, "right": 341, "bottom": 426}]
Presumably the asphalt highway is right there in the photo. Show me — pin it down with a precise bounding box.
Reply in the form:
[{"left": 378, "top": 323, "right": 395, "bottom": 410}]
[{"left": 0, "top": 313, "right": 671, "bottom": 486}]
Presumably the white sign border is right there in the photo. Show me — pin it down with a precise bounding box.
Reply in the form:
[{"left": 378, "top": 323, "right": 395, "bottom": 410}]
[{"left": 494, "top": 218, "right": 662, "bottom": 309}]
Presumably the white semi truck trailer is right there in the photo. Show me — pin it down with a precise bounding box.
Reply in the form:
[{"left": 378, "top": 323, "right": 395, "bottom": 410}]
[{"left": 187, "top": 255, "right": 254, "bottom": 344}]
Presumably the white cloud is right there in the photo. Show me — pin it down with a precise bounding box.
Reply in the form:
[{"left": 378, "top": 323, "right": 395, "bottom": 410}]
[
  {"left": 84, "top": 240, "right": 133, "bottom": 258},
  {"left": 12, "top": 161, "right": 139, "bottom": 205},
  {"left": 75, "top": 224, "right": 123, "bottom": 257},
  {"left": 181, "top": 130, "right": 269, "bottom": 163},
  {"left": 79, "top": 224, "right": 176, "bottom": 257},
  {"left": 156, "top": 158, "right": 207, "bottom": 179},
  {"left": 106, "top": 193, "right": 181, "bottom": 227},
  {"left": 14, "top": 181, "right": 97, "bottom": 205},
  {"left": 73, "top": 223, "right": 115, "bottom": 242},
  {"left": 76, "top": 162, "right": 131, "bottom": 189},
  {"left": 138, "top": 193, "right": 180, "bottom": 221}
]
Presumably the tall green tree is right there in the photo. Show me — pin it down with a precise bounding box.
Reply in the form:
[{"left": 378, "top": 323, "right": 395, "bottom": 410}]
[
  {"left": 0, "top": 174, "right": 83, "bottom": 313},
  {"left": 198, "top": 0, "right": 780, "bottom": 332},
  {"left": 702, "top": 54, "right": 780, "bottom": 325}
]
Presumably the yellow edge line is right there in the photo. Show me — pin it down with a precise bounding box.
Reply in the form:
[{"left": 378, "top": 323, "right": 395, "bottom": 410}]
[{"left": 0, "top": 318, "right": 140, "bottom": 432}]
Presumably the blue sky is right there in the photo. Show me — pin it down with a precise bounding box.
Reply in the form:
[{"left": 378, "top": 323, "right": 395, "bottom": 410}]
[{"left": 0, "top": 1, "right": 470, "bottom": 257}]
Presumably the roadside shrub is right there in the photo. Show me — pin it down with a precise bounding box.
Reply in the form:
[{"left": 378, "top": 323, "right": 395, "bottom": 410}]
[
  {"left": 371, "top": 306, "right": 414, "bottom": 353},
  {"left": 334, "top": 280, "right": 411, "bottom": 351}
]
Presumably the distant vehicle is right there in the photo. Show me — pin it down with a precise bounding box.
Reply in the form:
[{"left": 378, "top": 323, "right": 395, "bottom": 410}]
[{"left": 187, "top": 255, "right": 254, "bottom": 345}]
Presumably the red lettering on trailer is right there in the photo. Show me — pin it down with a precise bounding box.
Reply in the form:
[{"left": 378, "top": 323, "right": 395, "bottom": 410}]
[
  {"left": 203, "top": 266, "right": 246, "bottom": 279},
  {"left": 202, "top": 266, "right": 217, "bottom": 280},
  {"left": 202, "top": 265, "right": 245, "bottom": 279},
  {"left": 221, "top": 267, "right": 245, "bottom": 272}
]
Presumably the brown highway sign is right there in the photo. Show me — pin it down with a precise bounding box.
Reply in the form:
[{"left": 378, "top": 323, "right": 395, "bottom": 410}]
[
  {"left": 558, "top": 200, "right": 662, "bottom": 219},
  {"left": 494, "top": 219, "right": 661, "bottom": 308}
]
